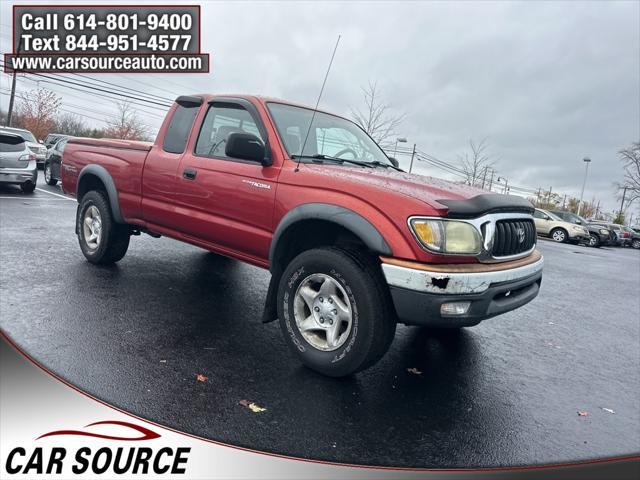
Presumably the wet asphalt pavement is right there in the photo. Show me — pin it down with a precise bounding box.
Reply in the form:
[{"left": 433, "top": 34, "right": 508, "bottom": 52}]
[{"left": 1, "top": 182, "right": 639, "bottom": 468}]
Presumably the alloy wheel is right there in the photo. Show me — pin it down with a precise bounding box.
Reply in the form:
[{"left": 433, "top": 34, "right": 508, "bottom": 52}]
[
  {"left": 82, "top": 205, "right": 102, "bottom": 250},
  {"left": 293, "top": 273, "right": 353, "bottom": 351}
]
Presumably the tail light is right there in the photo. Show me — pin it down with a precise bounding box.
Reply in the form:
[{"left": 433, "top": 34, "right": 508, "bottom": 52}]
[{"left": 19, "top": 153, "right": 36, "bottom": 161}]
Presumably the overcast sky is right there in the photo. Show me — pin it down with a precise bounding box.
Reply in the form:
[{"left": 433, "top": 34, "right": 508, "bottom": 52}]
[{"left": 1, "top": 0, "right": 638, "bottom": 213}]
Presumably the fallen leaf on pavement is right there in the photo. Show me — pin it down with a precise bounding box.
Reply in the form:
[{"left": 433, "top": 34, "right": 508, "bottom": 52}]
[
  {"left": 196, "top": 374, "right": 208, "bottom": 382},
  {"left": 577, "top": 411, "right": 588, "bottom": 417},
  {"left": 406, "top": 367, "right": 422, "bottom": 375},
  {"left": 239, "top": 399, "right": 267, "bottom": 413},
  {"left": 159, "top": 360, "right": 167, "bottom": 363},
  {"left": 601, "top": 407, "right": 615, "bottom": 414}
]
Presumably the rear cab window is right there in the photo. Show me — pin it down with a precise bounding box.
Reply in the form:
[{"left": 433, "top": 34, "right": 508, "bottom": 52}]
[{"left": 163, "top": 102, "right": 200, "bottom": 154}]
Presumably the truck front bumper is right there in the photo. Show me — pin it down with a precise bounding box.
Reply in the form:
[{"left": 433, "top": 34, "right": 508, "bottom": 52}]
[{"left": 381, "top": 252, "right": 543, "bottom": 327}]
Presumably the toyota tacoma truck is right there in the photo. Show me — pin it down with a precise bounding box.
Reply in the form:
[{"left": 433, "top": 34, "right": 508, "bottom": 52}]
[{"left": 61, "top": 94, "right": 543, "bottom": 377}]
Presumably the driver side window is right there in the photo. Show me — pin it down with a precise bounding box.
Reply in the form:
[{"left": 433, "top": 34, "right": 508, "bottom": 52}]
[
  {"left": 195, "top": 104, "right": 264, "bottom": 160},
  {"left": 533, "top": 210, "right": 547, "bottom": 220}
]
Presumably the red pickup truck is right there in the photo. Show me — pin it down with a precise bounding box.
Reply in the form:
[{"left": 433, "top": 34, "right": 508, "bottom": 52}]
[{"left": 61, "top": 94, "right": 543, "bottom": 377}]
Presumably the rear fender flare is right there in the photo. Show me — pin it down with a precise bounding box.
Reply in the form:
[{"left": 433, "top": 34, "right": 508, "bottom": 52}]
[{"left": 76, "top": 164, "right": 125, "bottom": 224}]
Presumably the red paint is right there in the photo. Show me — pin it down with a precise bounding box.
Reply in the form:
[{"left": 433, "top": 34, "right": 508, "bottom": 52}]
[{"left": 62, "top": 95, "right": 491, "bottom": 267}]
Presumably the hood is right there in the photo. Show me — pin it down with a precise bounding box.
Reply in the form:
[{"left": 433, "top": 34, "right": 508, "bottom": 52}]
[{"left": 304, "top": 165, "right": 533, "bottom": 217}]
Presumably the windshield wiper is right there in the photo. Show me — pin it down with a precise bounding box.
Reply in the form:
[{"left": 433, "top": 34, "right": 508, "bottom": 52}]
[
  {"left": 370, "top": 160, "right": 404, "bottom": 172},
  {"left": 291, "top": 154, "right": 373, "bottom": 168}
]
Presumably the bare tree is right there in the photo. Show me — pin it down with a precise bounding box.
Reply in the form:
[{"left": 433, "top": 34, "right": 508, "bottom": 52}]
[
  {"left": 458, "top": 138, "right": 495, "bottom": 188},
  {"left": 104, "top": 101, "right": 149, "bottom": 141},
  {"left": 16, "top": 87, "right": 61, "bottom": 140},
  {"left": 617, "top": 141, "right": 640, "bottom": 206},
  {"left": 350, "top": 81, "right": 406, "bottom": 145},
  {"left": 54, "top": 112, "right": 90, "bottom": 137}
]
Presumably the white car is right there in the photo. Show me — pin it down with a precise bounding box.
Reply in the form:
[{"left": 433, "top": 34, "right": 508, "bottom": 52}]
[{"left": 0, "top": 126, "right": 47, "bottom": 167}]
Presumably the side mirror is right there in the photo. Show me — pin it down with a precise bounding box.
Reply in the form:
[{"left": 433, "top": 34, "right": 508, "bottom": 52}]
[
  {"left": 388, "top": 157, "right": 399, "bottom": 168},
  {"left": 225, "top": 132, "right": 271, "bottom": 166},
  {"left": 576, "top": 219, "right": 582, "bottom": 225}
]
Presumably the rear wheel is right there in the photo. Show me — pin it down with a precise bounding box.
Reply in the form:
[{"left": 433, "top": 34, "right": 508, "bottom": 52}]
[
  {"left": 20, "top": 181, "right": 35, "bottom": 194},
  {"left": 588, "top": 234, "right": 600, "bottom": 248},
  {"left": 550, "top": 228, "right": 567, "bottom": 243},
  {"left": 44, "top": 163, "right": 58, "bottom": 186},
  {"left": 632, "top": 239, "right": 640, "bottom": 250},
  {"left": 277, "top": 247, "right": 396, "bottom": 377},
  {"left": 77, "top": 190, "right": 130, "bottom": 265}
]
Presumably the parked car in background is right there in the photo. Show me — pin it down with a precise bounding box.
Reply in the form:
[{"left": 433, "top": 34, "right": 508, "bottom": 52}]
[
  {"left": 0, "top": 126, "right": 47, "bottom": 167},
  {"left": 44, "top": 136, "right": 70, "bottom": 186},
  {"left": 550, "top": 210, "right": 614, "bottom": 247},
  {"left": 533, "top": 208, "right": 590, "bottom": 243},
  {"left": 622, "top": 226, "right": 640, "bottom": 249},
  {"left": 44, "top": 133, "right": 69, "bottom": 149},
  {"left": 592, "top": 223, "right": 626, "bottom": 246},
  {"left": 0, "top": 132, "right": 37, "bottom": 193}
]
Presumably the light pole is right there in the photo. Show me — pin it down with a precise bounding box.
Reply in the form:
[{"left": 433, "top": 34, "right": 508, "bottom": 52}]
[
  {"left": 393, "top": 137, "right": 407, "bottom": 158},
  {"left": 497, "top": 176, "right": 509, "bottom": 194},
  {"left": 577, "top": 157, "right": 591, "bottom": 216}
]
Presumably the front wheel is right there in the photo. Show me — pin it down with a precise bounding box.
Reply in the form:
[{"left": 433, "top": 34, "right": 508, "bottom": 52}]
[
  {"left": 588, "top": 234, "right": 600, "bottom": 248},
  {"left": 632, "top": 239, "right": 640, "bottom": 250},
  {"left": 77, "top": 191, "right": 130, "bottom": 265},
  {"left": 44, "top": 163, "right": 58, "bottom": 186},
  {"left": 550, "top": 228, "right": 567, "bottom": 243},
  {"left": 277, "top": 247, "right": 396, "bottom": 377}
]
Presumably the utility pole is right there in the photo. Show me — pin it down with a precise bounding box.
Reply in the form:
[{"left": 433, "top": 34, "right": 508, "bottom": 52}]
[
  {"left": 595, "top": 200, "right": 601, "bottom": 219},
  {"left": 7, "top": 71, "right": 17, "bottom": 126},
  {"left": 619, "top": 186, "right": 628, "bottom": 221},
  {"left": 577, "top": 157, "right": 591, "bottom": 216},
  {"left": 481, "top": 166, "right": 488, "bottom": 189},
  {"left": 561, "top": 194, "right": 567, "bottom": 210},
  {"left": 536, "top": 187, "right": 542, "bottom": 206},
  {"left": 6, "top": 36, "right": 22, "bottom": 127},
  {"left": 488, "top": 168, "right": 495, "bottom": 192},
  {"left": 408, "top": 143, "right": 417, "bottom": 173}
]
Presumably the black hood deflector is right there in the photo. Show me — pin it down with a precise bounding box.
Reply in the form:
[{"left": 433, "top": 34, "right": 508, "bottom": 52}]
[{"left": 437, "top": 194, "right": 534, "bottom": 219}]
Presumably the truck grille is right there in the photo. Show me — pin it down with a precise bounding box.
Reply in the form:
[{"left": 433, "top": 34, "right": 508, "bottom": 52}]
[{"left": 492, "top": 219, "right": 536, "bottom": 257}]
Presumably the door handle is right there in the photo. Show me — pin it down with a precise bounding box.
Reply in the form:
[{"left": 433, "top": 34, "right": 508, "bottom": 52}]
[{"left": 183, "top": 168, "right": 197, "bottom": 180}]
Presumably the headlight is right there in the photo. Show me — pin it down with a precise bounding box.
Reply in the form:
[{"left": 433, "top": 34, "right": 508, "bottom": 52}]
[
  {"left": 410, "top": 219, "right": 482, "bottom": 254},
  {"left": 600, "top": 229, "right": 609, "bottom": 235}
]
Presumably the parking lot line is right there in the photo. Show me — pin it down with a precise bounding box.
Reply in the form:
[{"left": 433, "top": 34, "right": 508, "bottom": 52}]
[{"left": 35, "top": 188, "right": 75, "bottom": 201}]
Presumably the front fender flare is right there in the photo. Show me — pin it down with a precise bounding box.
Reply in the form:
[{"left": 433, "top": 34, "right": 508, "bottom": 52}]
[{"left": 269, "top": 203, "right": 392, "bottom": 271}]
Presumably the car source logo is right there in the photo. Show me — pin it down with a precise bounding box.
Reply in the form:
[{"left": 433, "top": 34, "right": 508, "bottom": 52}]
[{"left": 516, "top": 227, "right": 526, "bottom": 244}]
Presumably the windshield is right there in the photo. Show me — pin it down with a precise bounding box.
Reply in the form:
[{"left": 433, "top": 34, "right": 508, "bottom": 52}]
[
  {"left": 557, "top": 211, "right": 589, "bottom": 225},
  {"left": 1, "top": 129, "right": 37, "bottom": 143},
  {"left": 545, "top": 211, "right": 563, "bottom": 221},
  {"left": 267, "top": 103, "right": 391, "bottom": 166}
]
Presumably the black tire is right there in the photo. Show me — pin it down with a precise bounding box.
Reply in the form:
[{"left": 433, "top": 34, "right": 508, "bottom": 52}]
[
  {"left": 588, "top": 234, "right": 600, "bottom": 248},
  {"left": 20, "top": 181, "right": 35, "bottom": 194},
  {"left": 77, "top": 190, "right": 130, "bottom": 265},
  {"left": 44, "top": 163, "right": 58, "bottom": 186},
  {"left": 632, "top": 239, "right": 640, "bottom": 250},
  {"left": 277, "top": 247, "right": 396, "bottom": 377},
  {"left": 550, "top": 228, "right": 568, "bottom": 243}
]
